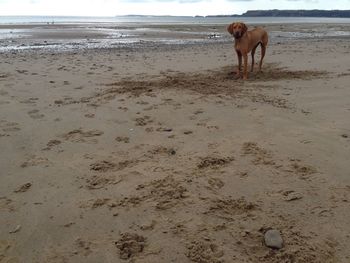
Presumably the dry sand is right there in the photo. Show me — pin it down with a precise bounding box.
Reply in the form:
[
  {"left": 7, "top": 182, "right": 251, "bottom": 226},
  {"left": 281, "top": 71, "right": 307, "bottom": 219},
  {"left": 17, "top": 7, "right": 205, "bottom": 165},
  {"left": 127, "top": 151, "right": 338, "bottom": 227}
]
[{"left": 0, "top": 23, "right": 350, "bottom": 262}]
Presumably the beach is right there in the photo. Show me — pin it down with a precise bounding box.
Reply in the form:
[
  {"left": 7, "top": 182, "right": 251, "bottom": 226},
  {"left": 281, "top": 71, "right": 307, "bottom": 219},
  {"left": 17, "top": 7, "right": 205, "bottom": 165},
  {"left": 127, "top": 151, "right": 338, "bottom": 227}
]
[{"left": 0, "top": 20, "right": 350, "bottom": 262}]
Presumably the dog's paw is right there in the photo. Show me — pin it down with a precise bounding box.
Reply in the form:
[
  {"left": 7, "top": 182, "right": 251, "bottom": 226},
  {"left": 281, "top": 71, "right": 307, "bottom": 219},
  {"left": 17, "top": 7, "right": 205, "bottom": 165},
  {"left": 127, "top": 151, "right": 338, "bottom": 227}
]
[{"left": 233, "top": 74, "right": 241, "bottom": 80}]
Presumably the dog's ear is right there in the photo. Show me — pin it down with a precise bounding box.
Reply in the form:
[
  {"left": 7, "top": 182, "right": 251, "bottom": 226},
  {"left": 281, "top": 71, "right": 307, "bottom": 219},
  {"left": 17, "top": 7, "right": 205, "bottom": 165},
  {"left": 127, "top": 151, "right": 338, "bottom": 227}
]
[
  {"left": 241, "top": 23, "right": 248, "bottom": 34},
  {"left": 227, "top": 23, "right": 234, "bottom": 35}
]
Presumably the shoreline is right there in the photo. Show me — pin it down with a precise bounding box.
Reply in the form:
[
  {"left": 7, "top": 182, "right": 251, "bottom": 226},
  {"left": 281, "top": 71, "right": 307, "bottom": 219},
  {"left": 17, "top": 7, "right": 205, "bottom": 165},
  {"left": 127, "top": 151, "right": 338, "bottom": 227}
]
[{"left": 0, "top": 22, "right": 350, "bottom": 53}]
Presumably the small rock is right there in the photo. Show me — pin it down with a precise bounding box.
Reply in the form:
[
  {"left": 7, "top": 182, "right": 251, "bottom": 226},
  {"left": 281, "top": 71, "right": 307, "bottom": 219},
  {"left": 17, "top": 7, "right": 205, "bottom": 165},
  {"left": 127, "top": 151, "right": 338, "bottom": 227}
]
[
  {"left": 264, "top": 229, "right": 283, "bottom": 249},
  {"left": 14, "top": 183, "right": 32, "bottom": 193},
  {"left": 163, "top": 128, "right": 173, "bottom": 132},
  {"left": 283, "top": 191, "right": 303, "bottom": 201},
  {"left": 9, "top": 225, "right": 21, "bottom": 234},
  {"left": 341, "top": 134, "right": 348, "bottom": 138}
]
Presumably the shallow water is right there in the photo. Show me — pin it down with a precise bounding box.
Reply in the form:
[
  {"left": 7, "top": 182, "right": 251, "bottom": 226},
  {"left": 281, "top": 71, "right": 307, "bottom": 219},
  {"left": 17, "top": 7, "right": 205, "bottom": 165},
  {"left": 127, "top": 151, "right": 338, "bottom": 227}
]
[{"left": 0, "top": 17, "right": 349, "bottom": 52}]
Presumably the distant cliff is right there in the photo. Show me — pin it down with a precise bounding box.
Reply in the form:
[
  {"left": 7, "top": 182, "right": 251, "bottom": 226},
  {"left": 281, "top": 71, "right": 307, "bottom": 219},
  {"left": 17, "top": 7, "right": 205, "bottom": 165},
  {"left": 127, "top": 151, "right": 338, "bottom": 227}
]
[
  {"left": 208, "top": 10, "right": 350, "bottom": 18},
  {"left": 243, "top": 10, "right": 350, "bottom": 17}
]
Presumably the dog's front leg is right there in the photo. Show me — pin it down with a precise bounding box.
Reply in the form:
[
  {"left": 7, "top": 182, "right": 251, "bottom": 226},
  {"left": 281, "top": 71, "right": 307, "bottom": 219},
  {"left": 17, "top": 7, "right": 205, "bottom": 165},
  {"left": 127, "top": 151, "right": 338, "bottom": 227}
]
[
  {"left": 242, "top": 53, "right": 248, "bottom": 80},
  {"left": 235, "top": 50, "right": 242, "bottom": 78}
]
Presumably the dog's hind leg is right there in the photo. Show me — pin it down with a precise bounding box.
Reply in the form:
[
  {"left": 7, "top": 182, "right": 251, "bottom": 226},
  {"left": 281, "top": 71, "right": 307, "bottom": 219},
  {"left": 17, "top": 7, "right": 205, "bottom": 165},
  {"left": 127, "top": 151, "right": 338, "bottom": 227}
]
[
  {"left": 259, "top": 44, "right": 266, "bottom": 72},
  {"left": 259, "top": 34, "right": 268, "bottom": 72},
  {"left": 251, "top": 43, "right": 259, "bottom": 72}
]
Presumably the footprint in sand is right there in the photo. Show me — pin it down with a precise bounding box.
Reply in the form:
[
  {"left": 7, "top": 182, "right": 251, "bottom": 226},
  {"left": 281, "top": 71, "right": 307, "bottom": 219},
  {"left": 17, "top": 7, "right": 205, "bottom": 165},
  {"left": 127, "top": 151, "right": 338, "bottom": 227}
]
[
  {"left": 134, "top": 116, "right": 153, "bottom": 126},
  {"left": 20, "top": 156, "right": 50, "bottom": 168},
  {"left": 208, "top": 178, "right": 225, "bottom": 190},
  {"left": 186, "top": 240, "right": 224, "bottom": 263},
  {"left": 86, "top": 174, "right": 122, "bottom": 190},
  {"left": 84, "top": 113, "right": 95, "bottom": 118},
  {"left": 42, "top": 139, "right": 62, "bottom": 151},
  {"left": 57, "top": 65, "right": 67, "bottom": 71},
  {"left": 61, "top": 128, "right": 104, "bottom": 143},
  {"left": 0, "top": 101, "right": 10, "bottom": 105},
  {"left": 143, "top": 146, "right": 176, "bottom": 159},
  {"left": 0, "top": 197, "right": 14, "bottom": 212},
  {"left": 0, "top": 74, "right": 10, "bottom": 80},
  {"left": 0, "top": 240, "right": 19, "bottom": 263},
  {"left": 0, "top": 120, "right": 20, "bottom": 133},
  {"left": 194, "top": 109, "right": 204, "bottom": 115},
  {"left": 115, "top": 136, "right": 130, "bottom": 143},
  {"left": 16, "top": 69, "right": 28, "bottom": 75},
  {"left": 206, "top": 197, "right": 257, "bottom": 217},
  {"left": 241, "top": 142, "right": 275, "bottom": 166},
  {"left": 197, "top": 156, "right": 234, "bottom": 169},
  {"left": 183, "top": 130, "right": 193, "bottom": 135},
  {"left": 115, "top": 233, "right": 146, "bottom": 260},
  {"left": 136, "top": 175, "right": 187, "bottom": 210},
  {"left": 27, "top": 109, "right": 45, "bottom": 119},
  {"left": 90, "top": 159, "right": 136, "bottom": 173},
  {"left": 73, "top": 238, "right": 93, "bottom": 256},
  {"left": 90, "top": 160, "right": 116, "bottom": 172},
  {"left": 136, "top": 100, "right": 149, "bottom": 106},
  {"left": 46, "top": 139, "right": 62, "bottom": 148},
  {"left": 19, "top": 97, "right": 39, "bottom": 105},
  {"left": 143, "top": 105, "right": 157, "bottom": 111},
  {"left": 118, "top": 106, "right": 129, "bottom": 112}
]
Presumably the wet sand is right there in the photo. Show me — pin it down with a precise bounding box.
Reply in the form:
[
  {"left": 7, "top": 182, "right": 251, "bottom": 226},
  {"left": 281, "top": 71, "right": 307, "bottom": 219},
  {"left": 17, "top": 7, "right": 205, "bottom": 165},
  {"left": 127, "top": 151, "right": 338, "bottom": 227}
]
[{"left": 0, "top": 23, "right": 350, "bottom": 262}]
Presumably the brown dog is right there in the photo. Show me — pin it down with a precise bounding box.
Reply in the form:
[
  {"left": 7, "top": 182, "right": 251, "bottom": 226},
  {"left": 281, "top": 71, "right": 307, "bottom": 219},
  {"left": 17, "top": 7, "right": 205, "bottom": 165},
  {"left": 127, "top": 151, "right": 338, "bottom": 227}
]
[{"left": 227, "top": 22, "right": 268, "bottom": 80}]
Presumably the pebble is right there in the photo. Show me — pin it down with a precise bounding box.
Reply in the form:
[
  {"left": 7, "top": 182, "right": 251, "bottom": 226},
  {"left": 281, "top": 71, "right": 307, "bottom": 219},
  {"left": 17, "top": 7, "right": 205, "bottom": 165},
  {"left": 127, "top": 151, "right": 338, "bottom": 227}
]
[
  {"left": 264, "top": 229, "right": 283, "bottom": 249},
  {"left": 14, "top": 183, "right": 32, "bottom": 193},
  {"left": 283, "top": 191, "right": 303, "bottom": 201},
  {"left": 9, "top": 225, "right": 21, "bottom": 234}
]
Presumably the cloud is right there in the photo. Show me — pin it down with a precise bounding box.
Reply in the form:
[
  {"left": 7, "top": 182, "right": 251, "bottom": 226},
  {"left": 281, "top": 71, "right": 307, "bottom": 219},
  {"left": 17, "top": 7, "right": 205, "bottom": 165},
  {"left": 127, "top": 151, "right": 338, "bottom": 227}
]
[
  {"left": 120, "top": 0, "right": 206, "bottom": 2},
  {"left": 286, "top": 0, "right": 318, "bottom": 2},
  {"left": 179, "top": 0, "right": 204, "bottom": 3},
  {"left": 119, "top": 0, "right": 251, "bottom": 2}
]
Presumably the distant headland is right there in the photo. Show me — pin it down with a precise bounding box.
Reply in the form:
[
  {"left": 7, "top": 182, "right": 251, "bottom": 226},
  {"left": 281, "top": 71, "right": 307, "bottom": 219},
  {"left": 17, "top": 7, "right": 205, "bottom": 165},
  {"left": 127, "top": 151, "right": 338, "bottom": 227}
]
[{"left": 206, "top": 9, "right": 350, "bottom": 18}]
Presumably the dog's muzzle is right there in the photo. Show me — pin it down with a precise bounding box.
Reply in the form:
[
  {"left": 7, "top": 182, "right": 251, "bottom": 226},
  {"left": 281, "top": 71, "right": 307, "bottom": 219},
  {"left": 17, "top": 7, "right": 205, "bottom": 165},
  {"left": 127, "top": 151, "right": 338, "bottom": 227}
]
[{"left": 233, "top": 32, "right": 241, "bottom": 39}]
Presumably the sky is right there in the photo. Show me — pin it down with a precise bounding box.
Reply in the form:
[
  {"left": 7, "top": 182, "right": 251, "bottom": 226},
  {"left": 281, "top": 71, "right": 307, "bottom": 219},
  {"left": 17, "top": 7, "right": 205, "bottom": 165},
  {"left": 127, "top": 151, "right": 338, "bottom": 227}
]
[{"left": 0, "top": 0, "right": 349, "bottom": 16}]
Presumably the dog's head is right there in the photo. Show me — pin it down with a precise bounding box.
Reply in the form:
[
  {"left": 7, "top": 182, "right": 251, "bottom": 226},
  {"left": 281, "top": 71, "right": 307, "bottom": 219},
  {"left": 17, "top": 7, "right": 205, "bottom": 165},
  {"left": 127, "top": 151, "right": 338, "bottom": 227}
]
[{"left": 227, "top": 22, "right": 248, "bottom": 39}]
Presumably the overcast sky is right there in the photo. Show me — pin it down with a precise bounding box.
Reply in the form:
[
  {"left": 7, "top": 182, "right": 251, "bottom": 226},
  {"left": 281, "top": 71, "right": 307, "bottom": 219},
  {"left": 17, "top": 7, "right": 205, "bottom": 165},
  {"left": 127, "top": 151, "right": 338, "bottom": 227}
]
[{"left": 0, "top": 0, "right": 349, "bottom": 16}]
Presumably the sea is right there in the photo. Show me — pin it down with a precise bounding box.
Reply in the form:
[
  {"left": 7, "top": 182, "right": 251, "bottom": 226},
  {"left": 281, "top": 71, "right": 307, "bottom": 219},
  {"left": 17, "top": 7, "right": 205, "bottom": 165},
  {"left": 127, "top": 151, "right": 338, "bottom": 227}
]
[{"left": 1, "top": 15, "right": 350, "bottom": 25}]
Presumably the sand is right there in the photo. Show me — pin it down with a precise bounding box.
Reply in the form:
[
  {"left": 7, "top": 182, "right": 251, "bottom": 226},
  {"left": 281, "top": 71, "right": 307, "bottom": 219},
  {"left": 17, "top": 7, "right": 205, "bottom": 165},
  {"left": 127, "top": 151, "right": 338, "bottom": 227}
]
[{"left": 0, "top": 23, "right": 350, "bottom": 262}]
